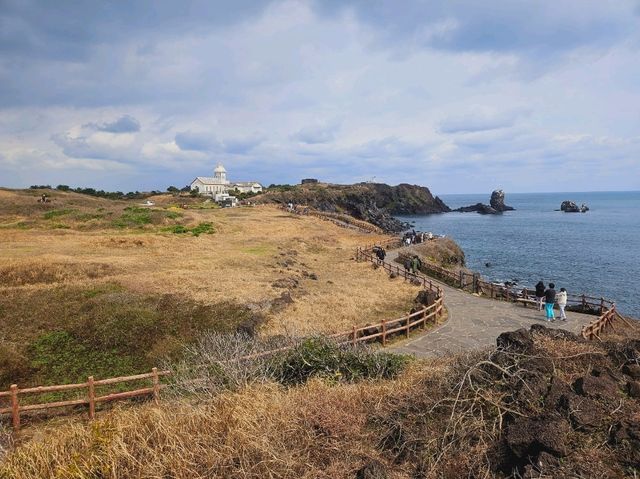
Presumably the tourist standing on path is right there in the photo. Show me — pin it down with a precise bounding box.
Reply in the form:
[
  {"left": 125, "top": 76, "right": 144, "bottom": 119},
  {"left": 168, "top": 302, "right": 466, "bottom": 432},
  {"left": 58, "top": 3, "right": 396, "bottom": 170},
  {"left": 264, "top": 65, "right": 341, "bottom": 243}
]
[
  {"left": 557, "top": 287, "right": 568, "bottom": 321},
  {"left": 535, "top": 280, "right": 546, "bottom": 311},
  {"left": 544, "top": 283, "right": 556, "bottom": 322}
]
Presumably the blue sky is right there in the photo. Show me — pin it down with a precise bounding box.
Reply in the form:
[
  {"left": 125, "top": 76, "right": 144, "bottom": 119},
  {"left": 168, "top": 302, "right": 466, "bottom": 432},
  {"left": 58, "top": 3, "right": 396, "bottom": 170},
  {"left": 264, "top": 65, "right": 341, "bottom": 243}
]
[{"left": 0, "top": 0, "right": 639, "bottom": 194}]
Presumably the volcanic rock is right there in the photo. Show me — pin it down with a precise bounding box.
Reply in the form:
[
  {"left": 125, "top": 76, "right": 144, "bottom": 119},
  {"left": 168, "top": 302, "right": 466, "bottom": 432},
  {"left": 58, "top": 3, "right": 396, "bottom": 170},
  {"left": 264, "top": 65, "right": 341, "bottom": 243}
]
[{"left": 490, "top": 189, "right": 515, "bottom": 212}]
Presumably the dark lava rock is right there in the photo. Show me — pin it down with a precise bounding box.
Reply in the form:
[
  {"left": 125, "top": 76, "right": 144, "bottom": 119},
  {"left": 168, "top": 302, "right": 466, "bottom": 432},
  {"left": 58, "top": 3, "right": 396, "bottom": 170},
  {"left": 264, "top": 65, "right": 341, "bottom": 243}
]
[
  {"left": 454, "top": 202, "right": 499, "bottom": 215},
  {"left": 560, "top": 200, "right": 589, "bottom": 213},
  {"left": 496, "top": 329, "right": 534, "bottom": 353},
  {"left": 415, "top": 290, "right": 438, "bottom": 307},
  {"left": 565, "top": 396, "right": 606, "bottom": 432},
  {"left": 627, "top": 381, "right": 640, "bottom": 398},
  {"left": 622, "top": 364, "right": 640, "bottom": 380},
  {"left": 573, "top": 371, "right": 620, "bottom": 399},
  {"left": 504, "top": 415, "right": 571, "bottom": 461},
  {"left": 272, "top": 277, "right": 299, "bottom": 289},
  {"left": 490, "top": 189, "right": 515, "bottom": 212},
  {"left": 455, "top": 190, "right": 515, "bottom": 215},
  {"left": 610, "top": 420, "right": 640, "bottom": 466},
  {"left": 530, "top": 323, "right": 582, "bottom": 342},
  {"left": 270, "top": 291, "right": 294, "bottom": 313},
  {"left": 355, "top": 459, "right": 388, "bottom": 479}
]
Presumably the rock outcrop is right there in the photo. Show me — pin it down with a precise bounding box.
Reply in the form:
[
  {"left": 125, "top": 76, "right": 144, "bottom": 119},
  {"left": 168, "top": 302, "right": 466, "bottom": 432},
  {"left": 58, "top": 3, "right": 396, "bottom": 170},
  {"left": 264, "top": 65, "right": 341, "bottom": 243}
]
[
  {"left": 454, "top": 189, "right": 514, "bottom": 215},
  {"left": 490, "top": 189, "right": 515, "bottom": 212},
  {"left": 256, "top": 183, "right": 451, "bottom": 232},
  {"left": 560, "top": 201, "right": 589, "bottom": 213}
]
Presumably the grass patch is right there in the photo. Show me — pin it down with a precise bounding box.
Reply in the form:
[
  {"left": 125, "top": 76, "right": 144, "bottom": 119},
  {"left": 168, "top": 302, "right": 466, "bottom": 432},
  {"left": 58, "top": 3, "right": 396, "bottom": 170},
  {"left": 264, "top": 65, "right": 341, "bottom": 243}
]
[
  {"left": 43, "top": 208, "right": 75, "bottom": 220},
  {"left": 241, "top": 245, "right": 272, "bottom": 256},
  {"left": 0, "top": 284, "right": 259, "bottom": 388},
  {"left": 111, "top": 206, "right": 153, "bottom": 228},
  {"left": 165, "top": 222, "right": 214, "bottom": 236}
]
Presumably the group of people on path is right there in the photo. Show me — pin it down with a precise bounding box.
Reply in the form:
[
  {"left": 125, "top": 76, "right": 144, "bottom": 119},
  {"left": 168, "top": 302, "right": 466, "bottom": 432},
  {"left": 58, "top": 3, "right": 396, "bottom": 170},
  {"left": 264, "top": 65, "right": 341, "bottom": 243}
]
[
  {"left": 403, "top": 230, "right": 434, "bottom": 246},
  {"left": 534, "top": 280, "right": 568, "bottom": 322}
]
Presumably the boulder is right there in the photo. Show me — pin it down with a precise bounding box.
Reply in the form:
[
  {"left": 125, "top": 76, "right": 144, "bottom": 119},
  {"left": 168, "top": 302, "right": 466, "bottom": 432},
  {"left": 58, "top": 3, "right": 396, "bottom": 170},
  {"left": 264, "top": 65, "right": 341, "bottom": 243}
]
[
  {"left": 490, "top": 189, "right": 515, "bottom": 212},
  {"left": 496, "top": 329, "right": 534, "bottom": 353},
  {"left": 504, "top": 415, "right": 571, "bottom": 460},
  {"left": 561, "top": 200, "right": 589, "bottom": 213}
]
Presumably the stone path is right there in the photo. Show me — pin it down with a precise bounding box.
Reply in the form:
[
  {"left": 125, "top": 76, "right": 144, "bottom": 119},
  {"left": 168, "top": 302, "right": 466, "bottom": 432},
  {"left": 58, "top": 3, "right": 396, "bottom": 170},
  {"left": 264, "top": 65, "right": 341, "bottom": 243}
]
[{"left": 383, "top": 247, "right": 595, "bottom": 357}]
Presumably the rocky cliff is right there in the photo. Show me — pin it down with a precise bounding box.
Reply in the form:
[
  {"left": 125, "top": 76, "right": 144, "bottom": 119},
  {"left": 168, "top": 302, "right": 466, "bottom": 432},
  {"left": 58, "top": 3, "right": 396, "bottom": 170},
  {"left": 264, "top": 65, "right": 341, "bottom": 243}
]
[{"left": 255, "top": 183, "right": 451, "bottom": 232}]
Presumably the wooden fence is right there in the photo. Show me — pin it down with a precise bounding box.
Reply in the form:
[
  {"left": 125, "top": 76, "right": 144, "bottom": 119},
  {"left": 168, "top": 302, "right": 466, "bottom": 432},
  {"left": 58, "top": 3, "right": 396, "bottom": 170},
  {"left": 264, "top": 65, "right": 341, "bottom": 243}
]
[
  {"left": 0, "top": 368, "right": 169, "bottom": 430},
  {"left": 393, "top": 246, "right": 617, "bottom": 340}
]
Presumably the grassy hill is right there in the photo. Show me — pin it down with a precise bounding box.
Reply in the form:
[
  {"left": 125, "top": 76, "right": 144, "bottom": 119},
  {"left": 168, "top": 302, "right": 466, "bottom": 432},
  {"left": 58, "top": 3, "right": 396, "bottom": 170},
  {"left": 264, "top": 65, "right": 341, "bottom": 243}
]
[{"left": 0, "top": 188, "right": 421, "bottom": 389}]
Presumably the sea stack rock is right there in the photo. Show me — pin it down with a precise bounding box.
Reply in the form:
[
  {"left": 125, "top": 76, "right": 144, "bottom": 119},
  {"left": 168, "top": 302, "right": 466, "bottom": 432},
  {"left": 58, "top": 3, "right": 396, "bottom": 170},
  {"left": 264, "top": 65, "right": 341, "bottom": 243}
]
[
  {"left": 454, "top": 189, "right": 514, "bottom": 215},
  {"left": 561, "top": 201, "right": 589, "bottom": 213},
  {"left": 490, "top": 190, "right": 515, "bottom": 212}
]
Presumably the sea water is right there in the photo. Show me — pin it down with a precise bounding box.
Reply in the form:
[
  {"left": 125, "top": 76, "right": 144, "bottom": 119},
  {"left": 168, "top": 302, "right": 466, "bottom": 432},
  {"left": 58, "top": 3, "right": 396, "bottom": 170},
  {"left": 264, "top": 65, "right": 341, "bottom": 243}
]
[{"left": 396, "top": 191, "right": 640, "bottom": 317}]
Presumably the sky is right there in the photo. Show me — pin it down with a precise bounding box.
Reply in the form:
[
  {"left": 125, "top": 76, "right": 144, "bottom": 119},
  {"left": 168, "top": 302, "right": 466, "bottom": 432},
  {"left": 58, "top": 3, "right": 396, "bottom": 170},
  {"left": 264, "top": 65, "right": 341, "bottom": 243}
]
[{"left": 0, "top": 0, "right": 639, "bottom": 194}]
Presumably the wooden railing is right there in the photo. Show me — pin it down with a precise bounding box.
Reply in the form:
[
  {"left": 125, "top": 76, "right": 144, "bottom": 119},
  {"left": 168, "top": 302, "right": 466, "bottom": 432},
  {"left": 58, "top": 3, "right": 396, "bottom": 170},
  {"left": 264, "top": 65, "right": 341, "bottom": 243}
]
[
  {"left": 393, "top": 246, "right": 618, "bottom": 340},
  {"left": 0, "top": 368, "right": 169, "bottom": 430}
]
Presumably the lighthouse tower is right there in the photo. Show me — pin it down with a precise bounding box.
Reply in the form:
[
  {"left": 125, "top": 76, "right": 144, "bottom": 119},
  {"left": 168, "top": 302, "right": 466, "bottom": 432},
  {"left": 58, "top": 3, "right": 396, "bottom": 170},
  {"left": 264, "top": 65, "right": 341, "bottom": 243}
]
[{"left": 213, "top": 163, "right": 228, "bottom": 184}]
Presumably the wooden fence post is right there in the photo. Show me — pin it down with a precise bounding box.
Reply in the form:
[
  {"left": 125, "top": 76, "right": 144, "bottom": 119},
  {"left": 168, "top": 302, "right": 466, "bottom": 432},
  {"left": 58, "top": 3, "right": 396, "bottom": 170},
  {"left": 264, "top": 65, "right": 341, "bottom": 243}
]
[
  {"left": 10, "top": 384, "right": 19, "bottom": 430},
  {"left": 406, "top": 316, "right": 410, "bottom": 338},
  {"left": 88, "top": 376, "right": 95, "bottom": 420},
  {"left": 600, "top": 298, "right": 605, "bottom": 315},
  {"left": 459, "top": 271, "right": 464, "bottom": 288},
  {"left": 506, "top": 285, "right": 510, "bottom": 301},
  {"left": 152, "top": 368, "right": 160, "bottom": 403},
  {"left": 582, "top": 294, "right": 586, "bottom": 310},
  {"left": 352, "top": 326, "right": 357, "bottom": 346},
  {"left": 382, "top": 319, "right": 387, "bottom": 347},
  {"left": 490, "top": 283, "right": 494, "bottom": 299}
]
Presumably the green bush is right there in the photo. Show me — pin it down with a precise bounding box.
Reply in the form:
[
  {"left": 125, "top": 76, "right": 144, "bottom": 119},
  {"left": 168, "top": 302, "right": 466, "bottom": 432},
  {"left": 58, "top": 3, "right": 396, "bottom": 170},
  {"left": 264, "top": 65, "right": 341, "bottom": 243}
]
[
  {"left": 273, "top": 338, "right": 411, "bottom": 385},
  {"left": 190, "top": 222, "right": 214, "bottom": 236},
  {"left": 167, "top": 225, "right": 189, "bottom": 234}
]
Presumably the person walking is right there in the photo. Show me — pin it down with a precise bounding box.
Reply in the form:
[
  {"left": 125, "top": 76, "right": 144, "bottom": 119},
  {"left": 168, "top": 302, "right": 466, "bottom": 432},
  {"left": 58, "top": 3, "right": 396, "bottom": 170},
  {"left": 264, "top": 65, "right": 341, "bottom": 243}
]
[
  {"left": 535, "top": 280, "right": 545, "bottom": 311},
  {"left": 544, "top": 283, "right": 556, "bottom": 322},
  {"left": 410, "top": 255, "right": 420, "bottom": 274},
  {"left": 557, "top": 287, "right": 568, "bottom": 321}
]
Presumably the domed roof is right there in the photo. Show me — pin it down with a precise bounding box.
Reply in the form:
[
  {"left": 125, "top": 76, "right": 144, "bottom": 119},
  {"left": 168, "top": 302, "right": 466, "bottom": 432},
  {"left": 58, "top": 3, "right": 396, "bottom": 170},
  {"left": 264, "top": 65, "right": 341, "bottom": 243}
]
[{"left": 214, "top": 163, "right": 226, "bottom": 173}]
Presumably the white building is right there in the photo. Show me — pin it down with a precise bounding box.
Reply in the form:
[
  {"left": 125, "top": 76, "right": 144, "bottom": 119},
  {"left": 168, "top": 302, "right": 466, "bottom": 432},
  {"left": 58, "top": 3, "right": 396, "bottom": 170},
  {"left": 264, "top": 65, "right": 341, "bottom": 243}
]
[
  {"left": 190, "top": 164, "right": 263, "bottom": 197},
  {"left": 230, "top": 182, "right": 263, "bottom": 194}
]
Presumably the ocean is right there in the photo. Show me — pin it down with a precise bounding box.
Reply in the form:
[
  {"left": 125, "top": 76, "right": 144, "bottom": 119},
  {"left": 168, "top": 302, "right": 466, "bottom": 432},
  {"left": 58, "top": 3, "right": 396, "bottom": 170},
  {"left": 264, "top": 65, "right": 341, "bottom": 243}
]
[{"left": 396, "top": 191, "right": 640, "bottom": 317}]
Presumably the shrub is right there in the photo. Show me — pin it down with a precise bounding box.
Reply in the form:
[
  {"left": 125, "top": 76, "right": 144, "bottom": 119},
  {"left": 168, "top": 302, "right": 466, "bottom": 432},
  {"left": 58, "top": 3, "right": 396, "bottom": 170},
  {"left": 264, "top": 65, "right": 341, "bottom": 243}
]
[
  {"left": 273, "top": 338, "right": 411, "bottom": 385},
  {"left": 190, "top": 222, "right": 214, "bottom": 236}
]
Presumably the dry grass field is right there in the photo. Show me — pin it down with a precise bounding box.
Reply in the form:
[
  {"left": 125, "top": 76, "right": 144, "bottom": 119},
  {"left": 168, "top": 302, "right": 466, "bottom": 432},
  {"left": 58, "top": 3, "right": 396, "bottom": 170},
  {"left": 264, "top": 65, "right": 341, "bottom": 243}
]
[{"left": 0, "top": 188, "right": 420, "bottom": 387}]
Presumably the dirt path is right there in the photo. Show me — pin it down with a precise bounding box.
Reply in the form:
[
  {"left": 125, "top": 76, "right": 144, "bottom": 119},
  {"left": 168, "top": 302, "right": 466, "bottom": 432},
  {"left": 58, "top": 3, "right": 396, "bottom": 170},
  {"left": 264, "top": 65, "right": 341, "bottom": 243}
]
[{"left": 384, "top": 247, "right": 595, "bottom": 357}]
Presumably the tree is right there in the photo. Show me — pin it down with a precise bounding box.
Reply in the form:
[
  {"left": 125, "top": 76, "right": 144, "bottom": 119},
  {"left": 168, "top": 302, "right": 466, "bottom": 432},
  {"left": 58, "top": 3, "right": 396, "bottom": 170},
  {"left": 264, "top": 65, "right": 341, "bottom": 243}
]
[
  {"left": 167, "top": 186, "right": 179, "bottom": 193},
  {"left": 56, "top": 185, "right": 70, "bottom": 191},
  {"left": 189, "top": 186, "right": 200, "bottom": 197}
]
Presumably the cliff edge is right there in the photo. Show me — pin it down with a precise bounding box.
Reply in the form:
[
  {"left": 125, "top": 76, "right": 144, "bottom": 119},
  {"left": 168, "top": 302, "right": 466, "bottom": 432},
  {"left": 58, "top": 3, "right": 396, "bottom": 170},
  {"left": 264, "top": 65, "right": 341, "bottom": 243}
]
[{"left": 255, "top": 183, "right": 450, "bottom": 232}]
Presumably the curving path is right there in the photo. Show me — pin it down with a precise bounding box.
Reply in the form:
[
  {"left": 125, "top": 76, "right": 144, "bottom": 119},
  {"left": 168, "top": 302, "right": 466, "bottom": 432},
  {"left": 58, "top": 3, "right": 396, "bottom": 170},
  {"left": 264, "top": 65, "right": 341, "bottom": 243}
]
[{"left": 384, "top": 247, "right": 596, "bottom": 357}]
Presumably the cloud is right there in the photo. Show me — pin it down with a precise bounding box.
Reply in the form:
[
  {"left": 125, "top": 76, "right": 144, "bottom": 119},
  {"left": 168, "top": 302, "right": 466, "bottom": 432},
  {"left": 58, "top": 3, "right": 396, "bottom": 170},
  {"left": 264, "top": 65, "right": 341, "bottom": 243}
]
[
  {"left": 174, "top": 131, "right": 220, "bottom": 152},
  {"left": 292, "top": 123, "right": 340, "bottom": 144},
  {"left": 223, "top": 135, "right": 264, "bottom": 154},
  {"left": 90, "top": 115, "right": 141, "bottom": 133},
  {"left": 438, "top": 108, "right": 528, "bottom": 134}
]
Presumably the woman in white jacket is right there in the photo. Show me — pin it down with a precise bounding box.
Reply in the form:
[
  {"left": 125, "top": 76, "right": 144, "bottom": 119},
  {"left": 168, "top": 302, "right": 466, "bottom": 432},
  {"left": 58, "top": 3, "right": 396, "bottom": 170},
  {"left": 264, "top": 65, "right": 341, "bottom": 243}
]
[{"left": 557, "top": 287, "right": 568, "bottom": 321}]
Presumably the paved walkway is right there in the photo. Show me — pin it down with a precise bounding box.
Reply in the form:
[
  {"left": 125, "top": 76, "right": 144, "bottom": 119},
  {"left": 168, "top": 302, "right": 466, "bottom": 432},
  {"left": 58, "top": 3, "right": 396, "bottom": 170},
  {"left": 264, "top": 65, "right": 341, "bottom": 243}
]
[{"left": 384, "top": 247, "right": 595, "bottom": 357}]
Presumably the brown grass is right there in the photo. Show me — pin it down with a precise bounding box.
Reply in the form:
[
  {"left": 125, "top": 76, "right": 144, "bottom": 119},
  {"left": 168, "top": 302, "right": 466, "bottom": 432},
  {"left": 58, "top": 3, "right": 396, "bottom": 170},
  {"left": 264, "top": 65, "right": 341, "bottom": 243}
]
[
  {"left": 0, "top": 190, "right": 420, "bottom": 337},
  {"left": 2, "top": 326, "right": 640, "bottom": 478}
]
